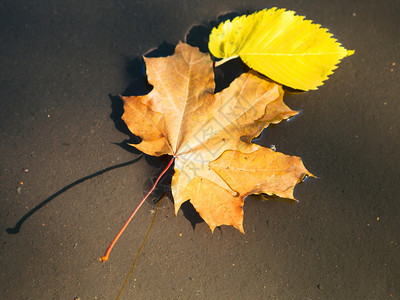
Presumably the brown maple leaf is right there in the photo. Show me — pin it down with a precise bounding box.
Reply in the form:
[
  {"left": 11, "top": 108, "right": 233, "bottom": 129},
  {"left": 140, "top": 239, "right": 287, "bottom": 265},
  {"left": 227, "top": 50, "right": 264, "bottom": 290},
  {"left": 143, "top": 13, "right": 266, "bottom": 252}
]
[{"left": 121, "top": 42, "right": 311, "bottom": 233}]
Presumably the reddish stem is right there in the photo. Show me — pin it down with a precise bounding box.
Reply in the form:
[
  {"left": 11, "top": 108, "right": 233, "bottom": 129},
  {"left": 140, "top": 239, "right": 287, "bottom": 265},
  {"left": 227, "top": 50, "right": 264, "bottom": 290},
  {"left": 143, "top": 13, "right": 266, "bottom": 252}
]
[{"left": 100, "top": 156, "right": 175, "bottom": 262}]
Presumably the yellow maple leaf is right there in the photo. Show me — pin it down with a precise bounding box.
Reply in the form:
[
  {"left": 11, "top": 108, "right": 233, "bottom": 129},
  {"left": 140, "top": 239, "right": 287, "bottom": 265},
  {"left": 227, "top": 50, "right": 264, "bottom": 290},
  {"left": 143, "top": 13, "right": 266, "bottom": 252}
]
[
  {"left": 209, "top": 7, "right": 354, "bottom": 91},
  {"left": 122, "top": 42, "right": 311, "bottom": 233}
]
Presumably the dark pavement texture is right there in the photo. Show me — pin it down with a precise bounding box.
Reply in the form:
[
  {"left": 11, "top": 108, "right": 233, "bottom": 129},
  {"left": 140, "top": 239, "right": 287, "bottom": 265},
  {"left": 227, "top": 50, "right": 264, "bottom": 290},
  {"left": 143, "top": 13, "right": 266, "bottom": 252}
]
[{"left": 1, "top": 0, "right": 399, "bottom": 299}]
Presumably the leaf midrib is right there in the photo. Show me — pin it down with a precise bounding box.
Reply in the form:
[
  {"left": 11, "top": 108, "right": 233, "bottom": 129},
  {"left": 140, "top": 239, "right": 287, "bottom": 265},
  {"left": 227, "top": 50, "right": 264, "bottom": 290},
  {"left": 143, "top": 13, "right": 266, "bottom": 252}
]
[{"left": 242, "top": 51, "right": 344, "bottom": 56}]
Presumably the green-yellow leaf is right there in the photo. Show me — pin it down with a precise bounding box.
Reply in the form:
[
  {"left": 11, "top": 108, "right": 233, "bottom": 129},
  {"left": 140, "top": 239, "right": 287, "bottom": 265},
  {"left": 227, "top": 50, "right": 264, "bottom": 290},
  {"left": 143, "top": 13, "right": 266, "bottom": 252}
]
[{"left": 209, "top": 8, "right": 354, "bottom": 91}]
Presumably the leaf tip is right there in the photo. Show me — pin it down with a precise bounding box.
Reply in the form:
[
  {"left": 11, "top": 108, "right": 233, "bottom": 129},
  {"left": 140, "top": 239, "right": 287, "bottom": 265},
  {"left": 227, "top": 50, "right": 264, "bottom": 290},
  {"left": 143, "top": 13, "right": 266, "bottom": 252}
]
[
  {"left": 209, "top": 224, "right": 217, "bottom": 233},
  {"left": 174, "top": 203, "right": 182, "bottom": 216},
  {"left": 346, "top": 49, "right": 355, "bottom": 56}
]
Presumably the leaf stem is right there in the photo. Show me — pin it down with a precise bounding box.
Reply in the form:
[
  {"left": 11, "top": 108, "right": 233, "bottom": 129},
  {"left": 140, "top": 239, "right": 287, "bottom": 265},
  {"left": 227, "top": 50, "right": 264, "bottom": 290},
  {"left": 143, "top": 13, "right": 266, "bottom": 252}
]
[
  {"left": 100, "top": 156, "right": 175, "bottom": 262},
  {"left": 115, "top": 199, "right": 161, "bottom": 300},
  {"left": 214, "top": 55, "right": 239, "bottom": 67}
]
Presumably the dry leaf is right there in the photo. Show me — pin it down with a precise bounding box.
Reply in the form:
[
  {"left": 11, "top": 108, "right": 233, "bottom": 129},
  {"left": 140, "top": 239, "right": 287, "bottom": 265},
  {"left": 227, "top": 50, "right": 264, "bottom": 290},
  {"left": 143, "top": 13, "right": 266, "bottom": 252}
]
[
  {"left": 122, "top": 42, "right": 311, "bottom": 233},
  {"left": 209, "top": 8, "right": 354, "bottom": 91}
]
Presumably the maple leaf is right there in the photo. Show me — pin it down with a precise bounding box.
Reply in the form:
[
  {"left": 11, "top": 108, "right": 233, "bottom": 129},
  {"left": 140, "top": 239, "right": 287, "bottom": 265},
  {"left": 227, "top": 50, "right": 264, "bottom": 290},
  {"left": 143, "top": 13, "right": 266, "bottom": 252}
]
[
  {"left": 122, "top": 42, "right": 311, "bottom": 233},
  {"left": 209, "top": 8, "right": 354, "bottom": 91}
]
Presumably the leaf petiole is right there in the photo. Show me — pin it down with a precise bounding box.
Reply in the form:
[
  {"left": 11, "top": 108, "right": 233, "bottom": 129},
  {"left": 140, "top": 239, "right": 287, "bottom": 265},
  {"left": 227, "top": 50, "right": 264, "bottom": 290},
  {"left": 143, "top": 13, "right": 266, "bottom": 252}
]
[
  {"left": 100, "top": 156, "right": 175, "bottom": 262},
  {"left": 214, "top": 55, "right": 239, "bottom": 67}
]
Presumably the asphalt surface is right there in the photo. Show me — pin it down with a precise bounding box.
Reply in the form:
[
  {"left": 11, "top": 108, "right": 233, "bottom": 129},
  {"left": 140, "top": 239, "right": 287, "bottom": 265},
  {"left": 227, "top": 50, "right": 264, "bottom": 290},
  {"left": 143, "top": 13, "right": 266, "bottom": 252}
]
[{"left": 1, "top": 0, "right": 399, "bottom": 299}]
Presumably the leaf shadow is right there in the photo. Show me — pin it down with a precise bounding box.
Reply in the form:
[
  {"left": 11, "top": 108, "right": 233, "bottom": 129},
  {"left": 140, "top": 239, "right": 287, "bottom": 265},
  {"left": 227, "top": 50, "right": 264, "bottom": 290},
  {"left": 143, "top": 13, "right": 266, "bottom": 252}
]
[
  {"left": 185, "top": 12, "right": 240, "bottom": 52},
  {"left": 185, "top": 12, "right": 250, "bottom": 93},
  {"left": 6, "top": 42, "right": 178, "bottom": 236},
  {"left": 255, "top": 194, "right": 298, "bottom": 205},
  {"left": 6, "top": 155, "right": 143, "bottom": 234}
]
